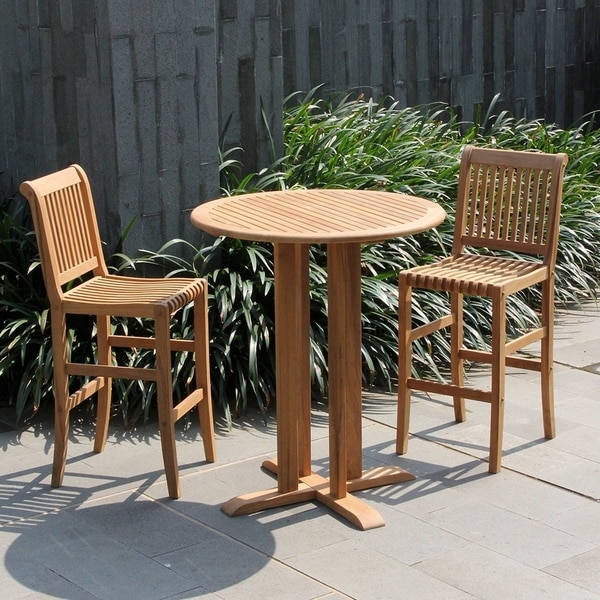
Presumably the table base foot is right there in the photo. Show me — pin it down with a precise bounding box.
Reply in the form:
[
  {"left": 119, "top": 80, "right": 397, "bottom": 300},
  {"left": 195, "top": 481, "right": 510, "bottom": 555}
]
[
  {"left": 221, "top": 484, "right": 316, "bottom": 517},
  {"left": 347, "top": 465, "right": 416, "bottom": 492},
  {"left": 221, "top": 460, "right": 415, "bottom": 530}
]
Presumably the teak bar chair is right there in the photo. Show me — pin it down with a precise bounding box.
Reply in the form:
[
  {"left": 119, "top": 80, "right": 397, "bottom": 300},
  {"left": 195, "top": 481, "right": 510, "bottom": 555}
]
[
  {"left": 20, "top": 165, "right": 216, "bottom": 498},
  {"left": 397, "top": 145, "right": 568, "bottom": 473}
]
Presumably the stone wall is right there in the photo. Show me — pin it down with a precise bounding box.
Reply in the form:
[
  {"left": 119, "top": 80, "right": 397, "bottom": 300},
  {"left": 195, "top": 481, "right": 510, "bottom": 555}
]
[
  {"left": 0, "top": 0, "right": 283, "bottom": 253},
  {"left": 281, "top": 0, "right": 600, "bottom": 126},
  {"left": 2, "top": 1, "right": 599, "bottom": 253}
]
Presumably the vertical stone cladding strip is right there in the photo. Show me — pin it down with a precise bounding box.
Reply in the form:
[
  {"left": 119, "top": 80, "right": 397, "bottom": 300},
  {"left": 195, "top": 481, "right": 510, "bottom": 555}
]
[
  {"left": 481, "top": 0, "right": 495, "bottom": 112},
  {"left": 154, "top": 14, "right": 179, "bottom": 244},
  {"left": 318, "top": 0, "right": 347, "bottom": 95},
  {"left": 381, "top": 0, "right": 394, "bottom": 98},
  {"left": 236, "top": 1, "right": 257, "bottom": 173},
  {"left": 268, "top": 0, "right": 284, "bottom": 163},
  {"left": 217, "top": 0, "right": 283, "bottom": 178},
  {"left": 282, "top": 0, "right": 299, "bottom": 94},
  {"left": 195, "top": 1, "right": 221, "bottom": 204},
  {"left": 218, "top": 0, "right": 242, "bottom": 161},
  {"left": 426, "top": 0, "right": 440, "bottom": 104},
  {"left": 534, "top": 3, "right": 547, "bottom": 117},
  {"left": 583, "top": 1, "right": 600, "bottom": 115}
]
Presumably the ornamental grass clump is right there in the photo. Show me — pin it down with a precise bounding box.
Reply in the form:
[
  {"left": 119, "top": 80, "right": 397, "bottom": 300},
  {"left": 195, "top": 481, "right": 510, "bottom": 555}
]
[
  {"left": 276, "top": 92, "right": 600, "bottom": 386},
  {"left": 156, "top": 92, "right": 600, "bottom": 417},
  {"left": 2, "top": 93, "right": 599, "bottom": 424}
]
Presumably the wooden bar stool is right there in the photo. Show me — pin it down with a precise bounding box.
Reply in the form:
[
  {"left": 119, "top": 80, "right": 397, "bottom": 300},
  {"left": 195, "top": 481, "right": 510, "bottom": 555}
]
[
  {"left": 397, "top": 145, "right": 568, "bottom": 472},
  {"left": 20, "top": 165, "right": 216, "bottom": 498}
]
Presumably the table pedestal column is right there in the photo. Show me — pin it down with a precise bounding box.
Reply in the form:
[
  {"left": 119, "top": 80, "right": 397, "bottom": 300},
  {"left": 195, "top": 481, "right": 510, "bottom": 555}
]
[{"left": 221, "top": 242, "right": 414, "bottom": 530}]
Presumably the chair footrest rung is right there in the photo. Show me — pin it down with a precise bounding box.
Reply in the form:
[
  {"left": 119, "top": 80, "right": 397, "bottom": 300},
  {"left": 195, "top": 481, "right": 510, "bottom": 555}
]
[
  {"left": 410, "top": 314, "right": 454, "bottom": 342},
  {"left": 506, "top": 355, "right": 542, "bottom": 371},
  {"left": 459, "top": 349, "right": 542, "bottom": 372},
  {"left": 66, "top": 362, "right": 158, "bottom": 381},
  {"left": 67, "top": 377, "right": 106, "bottom": 410},
  {"left": 407, "top": 377, "right": 492, "bottom": 402},
  {"left": 108, "top": 335, "right": 195, "bottom": 352},
  {"left": 172, "top": 388, "right": 204, "bottom": 421}
]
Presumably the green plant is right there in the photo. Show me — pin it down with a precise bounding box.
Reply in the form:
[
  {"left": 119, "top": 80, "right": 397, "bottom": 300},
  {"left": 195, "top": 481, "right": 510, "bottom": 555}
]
[
  {"left": 80, "top": 95, "right": 600, "bottom": 420},
  {"left": 278, "top": 92, "right": 600, "bottom": 377},
  {"left": 0, "top": 192, "right": 52, "bottom": 422},
  {"left": 2, "top": 94, "right": 599, "bottom": 426},
  {"left": 111, "top": 236, "right": 276, "bottom": 425},
  {"left": 0, "top": 191, "right": 105, "bottom": 424}
]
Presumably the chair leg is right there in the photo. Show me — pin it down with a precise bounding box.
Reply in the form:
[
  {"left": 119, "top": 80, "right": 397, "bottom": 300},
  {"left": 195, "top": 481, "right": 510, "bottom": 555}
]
[
  {"left": 396, "top": 277, "right": 412, "bottom": 454},
  {"left": 155, "top": 308, "right": 180, "bottom": 499},
  {"left": 488, "top": 294, "right": 506, "bottom": 474},
  {"left": 540, "top": 278, "right": 556, "bottom": 439},
  {"left": 194, "top": 293, "right": 216, "bottom": 463},
  {"left": 50, "top": 309, "right": 70, "bottom": 488},
  {"left": 93, "top": 315, "right": 112, "bottom": 453},
  {"left": 450, "top": 292, "right": 466, "bottom": 422}
]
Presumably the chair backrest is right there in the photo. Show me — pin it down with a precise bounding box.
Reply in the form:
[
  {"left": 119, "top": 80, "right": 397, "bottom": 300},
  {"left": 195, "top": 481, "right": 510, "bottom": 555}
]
[
  {"left": 19, "top": 164, "right": 108, "bottom": 303},
  {"left": 453, "top": 145, "right": 568, "bottom": 266}
]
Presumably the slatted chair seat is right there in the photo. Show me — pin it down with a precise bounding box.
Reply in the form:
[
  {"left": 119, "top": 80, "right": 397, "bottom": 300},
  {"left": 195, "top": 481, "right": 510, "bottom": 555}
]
[
  {"left": 397, "top": 145, "right": 568, "bottom": 473},
  {"left": 20, "top": 164, "right": 216, "bottom": 499},
  {"left": 406, "top": 254, "right": 548, "bottom": 296},
  {"left": 62, "top": 275, "right": 205, "bottom": 315}
]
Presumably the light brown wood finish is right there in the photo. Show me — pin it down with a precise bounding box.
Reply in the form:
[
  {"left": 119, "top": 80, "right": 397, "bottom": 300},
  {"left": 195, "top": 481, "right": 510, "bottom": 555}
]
[
  {"left": 192, "top": 189, "right": 446, "bottom": 529},
  {"left": 20, "top": 165, "right": 216, "bottom": 499},
  {"left": 397, "top": 145, "right": 568, "bottom": 473}
]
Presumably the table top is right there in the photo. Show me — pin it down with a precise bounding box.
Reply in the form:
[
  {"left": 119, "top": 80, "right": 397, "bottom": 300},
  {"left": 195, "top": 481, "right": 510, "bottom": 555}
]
[{"left": 190, "top": 188, "right": 446, "bottom": 244}]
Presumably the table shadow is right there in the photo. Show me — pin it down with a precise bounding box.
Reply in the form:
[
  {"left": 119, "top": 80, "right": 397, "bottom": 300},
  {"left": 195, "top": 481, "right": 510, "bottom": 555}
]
[{"left": 1, "top": 459, "right": 274, "bottom": 599}]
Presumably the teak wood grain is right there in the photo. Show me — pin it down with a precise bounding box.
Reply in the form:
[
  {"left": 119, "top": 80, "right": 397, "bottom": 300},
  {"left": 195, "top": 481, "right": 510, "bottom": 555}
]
[
  {"left": 192, "top": 188, "right": 445, "bottom": 529},
  {"left": 396, "top": 145, "right": 568, "bottom": 474},
  {"left": 20, "top": 165, "right": 216, "bottom": 499}
]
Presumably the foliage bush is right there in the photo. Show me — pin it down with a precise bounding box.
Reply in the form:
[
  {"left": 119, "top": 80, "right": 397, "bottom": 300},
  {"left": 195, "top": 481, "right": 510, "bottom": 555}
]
[
  {"left": 1, "top": 93, "right": 599, "bottom": 426},
  {"left": 275, "top": 92, "right": 600, "bottom": 382},
  {"left": 124, "top": 92, "right": 600, "bottom": 422},
  {"left": 0, "top": 191, "right": 53, "bottom": 421},
  {"left": 0, "top": 189, "right": 118, "bottom": 424}
]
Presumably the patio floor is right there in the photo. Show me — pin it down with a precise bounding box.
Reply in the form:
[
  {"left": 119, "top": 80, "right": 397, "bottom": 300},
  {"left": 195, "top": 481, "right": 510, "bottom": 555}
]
[{"left": 1, "top": 302, "right": 599, "bottom": 599}]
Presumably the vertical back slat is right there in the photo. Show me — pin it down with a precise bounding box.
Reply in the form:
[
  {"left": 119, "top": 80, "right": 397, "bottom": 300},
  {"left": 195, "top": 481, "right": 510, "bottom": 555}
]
[
  {"left": 469, "top": 164, "right": 482, "bottom": 237},
  {"left": 520, "top": 168, "right": 528, "bottom": 243},
  {"left": 509, "top": 167, "right": 515, "bottom": 243},
  {"left": 482, "top": 169, "right": 498, "bottom": 238},
  {"left": 455, "top": 146, "right": 567, "bottom": 261},
  {"left": 526, "top": 169, "right": 540, "bottom": 243},
  {"left": 20, "top": 165, "right": 106, "bottom": 297},
  {"left": 492, "top": 167, "right": 503, "bottom": 239},
  {"left": 501, "top": 166, "right": 512, "bottom": 241},
  {"left": 537, "top": 170, "right": 551, "bottom": 244}
]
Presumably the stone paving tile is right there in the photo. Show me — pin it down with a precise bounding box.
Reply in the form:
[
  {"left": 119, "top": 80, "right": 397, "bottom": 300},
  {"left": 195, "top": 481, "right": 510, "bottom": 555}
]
[
  {"left": 159, "top": 534, "right": 332, "bottom": 600},
  {"left": 0, "top": 302, "right": 598, "bottom": 599},
  {"left": 416, "top": 544, "right": 600, "bottom": 600},
  {"left": 544, "top": 547, "right": 600, "bottom": 596},
  {"left": 543, "top": 502, "right": 600, "bottom": 546},
  {"left": 450, "top": 469, "right": 588, "bottom": 521},
  {"left": 410, "top": 489, "right": 596, "bottom": 568},
  {"left": 5, "top": 509, "right": 201, "bottom": 600},
  {"left": 286, "top": 538, "right": 474, "bottom": 600}
]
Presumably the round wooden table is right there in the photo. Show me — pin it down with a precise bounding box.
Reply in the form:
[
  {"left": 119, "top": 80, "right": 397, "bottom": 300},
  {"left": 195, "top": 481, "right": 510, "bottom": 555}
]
[{"left": 191, "top": 188, "right": 446, "bottom": 529}]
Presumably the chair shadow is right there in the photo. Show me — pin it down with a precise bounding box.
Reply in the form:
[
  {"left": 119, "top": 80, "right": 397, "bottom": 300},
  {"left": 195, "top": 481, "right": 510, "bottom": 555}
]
[
  {"left": 0, "top": 408, "right": 276, "bottom": 599},
  {"left": 0, "top": 455, "right": 275, "bottom": 599}
]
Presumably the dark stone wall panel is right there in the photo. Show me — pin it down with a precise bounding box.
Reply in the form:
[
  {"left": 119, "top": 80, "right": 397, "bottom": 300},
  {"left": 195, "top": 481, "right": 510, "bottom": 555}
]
[
  {"left": 1, "top": 0, "right": 599, "bottom": 258},
  {"left": 280, "top": 0, "right": 600, "bottom": 126},
  {"left": 1, "top": 0, "right": 223, "bottom": 254}
]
